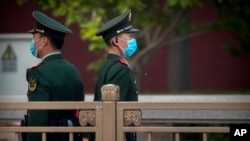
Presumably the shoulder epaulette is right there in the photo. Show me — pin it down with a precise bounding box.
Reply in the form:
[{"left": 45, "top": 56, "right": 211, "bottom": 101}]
[
  {"left": 30, "top": 62, "right": 43, "bottom": 70},
  {"left": 118, "top": 58, "right": 128, "bottom": 66}
]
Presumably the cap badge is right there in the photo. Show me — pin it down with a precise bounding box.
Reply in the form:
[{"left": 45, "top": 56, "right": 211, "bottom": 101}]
[
  {"left": 128, "top": 12, "right": 132, "bottom": 21},
  {"left": 28, "top": 78, "right": 37, "bottom": 92}
]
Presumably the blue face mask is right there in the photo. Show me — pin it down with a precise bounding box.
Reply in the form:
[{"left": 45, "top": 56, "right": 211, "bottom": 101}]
[
  {"left": 122, "top": 38, "right": 137, "bottom": 57},
  {"left": 29, "top": 40, "right": 38, "bottom": 57},
  {"left": 29, "top": 38, "right": 43, "bottom": 57}
]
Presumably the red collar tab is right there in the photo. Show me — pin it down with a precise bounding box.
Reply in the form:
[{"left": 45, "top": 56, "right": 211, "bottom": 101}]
[{"left": 118, "top": 58, "right": 128, "bottom": 66}]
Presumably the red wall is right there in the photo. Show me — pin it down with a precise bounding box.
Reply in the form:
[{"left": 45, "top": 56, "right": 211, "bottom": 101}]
[
  {"left": 189, "top": 5, "right": 250, "bottom": 91},
  {"left": 140, "top": 47, "right": 169, "bottom": 93},
  {"left": 1, "top": 1, "right": 249, "bottom": 93},
  {"left": 139, "top": 4, "right": 250, "bottom": 93}
]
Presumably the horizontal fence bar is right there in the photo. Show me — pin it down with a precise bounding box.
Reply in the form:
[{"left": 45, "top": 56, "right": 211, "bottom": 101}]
[
  {"left": 117, "top": 102, "right": 250, "bottom": 110},
  {"left": 0, "top": 127, "right": 96, "bottom": 132},
  {"left": 121, "top": 127, "right": 229, "bottom": 133},
  {"left": 1, "top": 102, "right": 249, "bottom": 110},
  {"left": 0, "top": 102, "right": 102, "bottom": 110},
  {"left": 141, "top": 119, "right": 250, "bottom": 124}
]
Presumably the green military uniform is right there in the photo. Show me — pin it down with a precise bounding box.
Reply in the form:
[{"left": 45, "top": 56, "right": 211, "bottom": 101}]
[
  {"left": 92, "top": 9, "right": 139, "bottom": 141},
  {"left": 94, "top": 54, "right": 138, "bottom": 101},
  {"left": 26, "top": 54, "right": 84, "bottom": 141},
  {"left": 26, "top": 11, "right": 84, "bottom": 141},
  {"left": 94, "top": 9, "right": 139, "bottom": 101}
]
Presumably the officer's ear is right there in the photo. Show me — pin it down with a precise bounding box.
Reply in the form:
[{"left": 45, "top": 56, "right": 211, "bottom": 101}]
[
  {"left": 111, "top": 37, "right": 118, "bottom": 46},
  {"left": 41, "top": 35, "right": 48, "bottom": 46}
]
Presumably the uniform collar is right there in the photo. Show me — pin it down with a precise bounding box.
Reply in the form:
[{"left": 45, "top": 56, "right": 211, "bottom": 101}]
[
  {"left": 107, "top": 53, "right": 129, "bottom": 67},
  {"left": 42, "top": 52, "right": 63, "bottom": 63},
  {"left": 107, "top": 53, "right": 120, "bottom": 60},
  {"left": 42, "top": 52, "right": 61, "bottom": 61}
]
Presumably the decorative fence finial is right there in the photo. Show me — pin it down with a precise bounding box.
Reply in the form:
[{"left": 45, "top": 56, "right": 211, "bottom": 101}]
[{"left": 101, "top": 84, "right": 120, "bottom": 101}]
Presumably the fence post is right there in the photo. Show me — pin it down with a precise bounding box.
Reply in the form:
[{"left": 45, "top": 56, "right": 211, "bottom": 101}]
[{"left": 101, "top": 84, "right": 119, "bottom": 141}]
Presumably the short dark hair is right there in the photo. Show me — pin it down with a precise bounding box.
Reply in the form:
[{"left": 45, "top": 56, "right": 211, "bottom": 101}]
[
  {"left": 104, "top": 38, "right": 111, "bottom": 46},
  {"left": 37, "top": 31, "right": 65, "bottom": 50},
  {"left": 51, "top": 36, "right": 64, "bottom": 49},
  {"left": 47, "top": 34, "right": 65, "bottom": 50}
]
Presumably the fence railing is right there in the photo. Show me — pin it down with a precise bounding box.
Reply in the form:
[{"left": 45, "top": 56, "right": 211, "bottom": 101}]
[
  {"left": 0, "top": 84, "right": 250, "bottom": 141},
  {"left": 0, "top": 102, "right": 103, "bottom": 141},
  {"left": 116, "top": 102, "right": 250, "bottom": 141}
]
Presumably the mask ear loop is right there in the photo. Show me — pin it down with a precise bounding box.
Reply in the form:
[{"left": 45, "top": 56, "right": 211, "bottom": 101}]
[
  {"left": 35, "top": 37, "right": 46, "bottom": 57},
  {"left": 113, "top": 36, "right": 125, "bottom": 57}
]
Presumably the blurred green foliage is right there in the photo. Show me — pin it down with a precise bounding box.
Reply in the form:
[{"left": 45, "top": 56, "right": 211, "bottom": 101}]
[{"left": 17, "top": 0, "right": 250, "bottom": 72}]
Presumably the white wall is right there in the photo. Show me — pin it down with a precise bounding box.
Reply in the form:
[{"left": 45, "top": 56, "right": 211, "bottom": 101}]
[{"left": 0, "top": 34, "right": 40, "bottom": 95}]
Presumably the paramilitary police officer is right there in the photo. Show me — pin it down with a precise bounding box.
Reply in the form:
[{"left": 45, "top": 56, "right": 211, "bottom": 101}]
[
  {"left": 26, "top": 10, "right": 84, "bottom": 141},
  {"left": 94, "top": 9, "right": 139, "bottom": 141}
]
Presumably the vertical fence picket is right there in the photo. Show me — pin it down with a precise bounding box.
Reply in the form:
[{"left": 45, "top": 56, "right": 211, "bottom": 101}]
[{"left": 147, "top": 132, "right": 152, "bottom": 141}]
